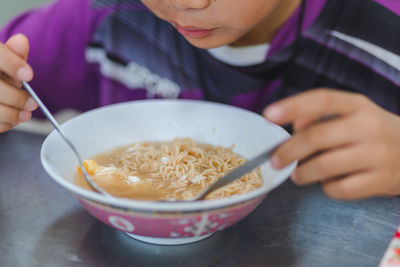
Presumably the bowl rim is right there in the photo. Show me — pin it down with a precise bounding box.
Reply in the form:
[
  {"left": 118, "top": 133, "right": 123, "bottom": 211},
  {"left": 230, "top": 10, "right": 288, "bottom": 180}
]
[{"left": 40, "top": 99, "right": 296, "bottom": 211}]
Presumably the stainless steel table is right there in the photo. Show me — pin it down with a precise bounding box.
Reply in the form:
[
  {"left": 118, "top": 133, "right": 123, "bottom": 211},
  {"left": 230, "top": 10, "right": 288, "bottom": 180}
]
[{"left": 1, "top": 130, "right": 399, "bottom": 267}]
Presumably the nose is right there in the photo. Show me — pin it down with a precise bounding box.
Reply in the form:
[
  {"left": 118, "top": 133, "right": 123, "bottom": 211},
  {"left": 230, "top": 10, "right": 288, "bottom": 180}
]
[{"left": 167, "top": 0, "right": 210, "bottom": 10}]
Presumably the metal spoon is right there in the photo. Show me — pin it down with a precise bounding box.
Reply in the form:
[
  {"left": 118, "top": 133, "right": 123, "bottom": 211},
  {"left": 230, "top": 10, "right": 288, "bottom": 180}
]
[
  {"left": 22, "top": 81, "right": 114, "bottom": 199},
  {"left": 188, "top": 115, "right": 338, "bottom": 201},
  {"left": 155, "top": 140, "right": 285, "bottom": 203},
  {"left": 187, "top": 140, "right": 285, "bottom": 201}
]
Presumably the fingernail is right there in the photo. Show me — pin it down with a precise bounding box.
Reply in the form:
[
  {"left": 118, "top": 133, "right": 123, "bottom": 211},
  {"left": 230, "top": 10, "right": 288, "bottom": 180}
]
[
  {"left": 11, "top": 122, "right": 19, "bottom": 126},
  {"left": 17, "top": 66, "right": 32, "bottom": 81},
  {"left": 24, "top": 97, "right": 38, "bottom": 111},
  {"left": 19, "top": 110, "right": 31, "bottom": 121},
  {"left": 270, "top": 155, "right": 281, "bottom": 169},
  {"left": 264, "top": 105, "right": 283, "bottom": 121}
]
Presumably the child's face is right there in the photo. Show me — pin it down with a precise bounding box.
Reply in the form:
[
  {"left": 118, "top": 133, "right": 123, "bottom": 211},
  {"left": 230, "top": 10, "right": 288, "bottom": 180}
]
[{"left": 141, "top": 0, "right": 280, "bottom": 48}]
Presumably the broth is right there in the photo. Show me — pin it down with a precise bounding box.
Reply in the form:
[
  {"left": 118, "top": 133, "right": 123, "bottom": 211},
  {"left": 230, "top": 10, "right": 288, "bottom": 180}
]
[{"left": 75, "top": 138, "right": 263, "bottom": 201}]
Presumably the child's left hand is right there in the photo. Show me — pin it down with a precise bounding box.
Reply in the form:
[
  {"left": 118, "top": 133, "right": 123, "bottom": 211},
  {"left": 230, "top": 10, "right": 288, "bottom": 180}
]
[{"left": 263, "top": 89, "right": 400, "bottom": 200}]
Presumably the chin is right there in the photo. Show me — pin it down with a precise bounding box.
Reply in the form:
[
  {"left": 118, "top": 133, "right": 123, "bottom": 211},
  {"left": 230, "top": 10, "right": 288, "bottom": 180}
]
[{"left": 183, "top": 35, "right": 237, "bottom": 49}]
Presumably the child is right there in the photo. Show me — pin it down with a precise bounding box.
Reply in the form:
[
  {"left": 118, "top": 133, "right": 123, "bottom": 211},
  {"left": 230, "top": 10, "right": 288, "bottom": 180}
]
[{"left": 0, "top": 0, "right": 400, "bottom": 200}]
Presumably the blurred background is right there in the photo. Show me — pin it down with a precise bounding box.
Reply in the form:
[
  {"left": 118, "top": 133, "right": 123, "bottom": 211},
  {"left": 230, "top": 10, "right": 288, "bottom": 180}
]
[{"left": 1, "top": 0, "right": 52, "bottom": 27}]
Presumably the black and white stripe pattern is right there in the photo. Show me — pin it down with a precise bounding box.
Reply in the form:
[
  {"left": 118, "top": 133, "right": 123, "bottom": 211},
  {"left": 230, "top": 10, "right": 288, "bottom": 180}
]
[{"left": 89, "top": 0, "right": 400, "bottom": 114}]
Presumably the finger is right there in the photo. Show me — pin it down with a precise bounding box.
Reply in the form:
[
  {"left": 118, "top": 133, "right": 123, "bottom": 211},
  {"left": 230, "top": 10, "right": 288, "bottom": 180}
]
[
  {"left": 293, "top": 118, "right": 316, "bottom": 132},
  {"left": 291, "top": 144, "right": 372, "bottom": 185},
  {"left": 322, "top": 171, "right": 384, "bottom": 200},
  {"left": 0, "top": 71, "right": 20, "bottom": 90},
  {"left": 0, "top": 103, "right": 31, "bottom": 123},
  {"left": 270, "top": 115, "right": 360, "bottom": 169},
  {"left": 263, "top": 89, "right": 364, "bottom": 125},
  {"left": 0, "top": 122, "right": 14, "bottom": 133},
  {"left": 4, "top": 34, "right": 31, "bottom": 87},
  {"left": 5, "top": 34, "right": 30, "bottom": 61},
  {"left": 0, "top": 79, "right": 37, "bottom": 111},
  {"left": 0, "top": 38, "right": 33, "bottom": 82}
]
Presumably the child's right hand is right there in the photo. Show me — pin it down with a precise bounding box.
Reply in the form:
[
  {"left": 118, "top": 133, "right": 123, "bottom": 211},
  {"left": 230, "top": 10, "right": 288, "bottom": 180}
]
[{"left": 0, "top": 33, "right": 37, "bottom": 133}]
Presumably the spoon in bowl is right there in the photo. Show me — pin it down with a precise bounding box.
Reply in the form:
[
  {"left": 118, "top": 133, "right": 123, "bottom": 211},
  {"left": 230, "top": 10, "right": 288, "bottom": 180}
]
[
  {"left": 22, "top": 82, "right": 114, "bottom": 199},
  {"left": 187, "top": 140, "right": 285, "bottom": 201},
  {"left": 187, "top": 114, "right": 338, "bottom": 201}
]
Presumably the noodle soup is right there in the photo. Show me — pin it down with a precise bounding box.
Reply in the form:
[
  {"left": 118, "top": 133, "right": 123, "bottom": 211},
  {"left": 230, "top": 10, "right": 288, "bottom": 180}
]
[{"left": 75, "top": 138, "right": 263, "bottom": 201}]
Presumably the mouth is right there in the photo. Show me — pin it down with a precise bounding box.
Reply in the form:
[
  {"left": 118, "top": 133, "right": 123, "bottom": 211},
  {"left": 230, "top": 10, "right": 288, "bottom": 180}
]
[{"left": 172, "top": 22, "right": 216, "bottom": 39}]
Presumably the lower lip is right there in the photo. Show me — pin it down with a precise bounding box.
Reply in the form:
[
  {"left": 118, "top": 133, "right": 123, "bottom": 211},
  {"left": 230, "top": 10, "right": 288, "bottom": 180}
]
[{"left": 175, "top": 25, "right": 215, "bottom": 39}]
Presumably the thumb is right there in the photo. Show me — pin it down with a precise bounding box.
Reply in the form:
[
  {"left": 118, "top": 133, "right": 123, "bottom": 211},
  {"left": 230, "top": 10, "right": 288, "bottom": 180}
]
[{"left": 5, "top": 33, "right": 30, "bottom": 61}]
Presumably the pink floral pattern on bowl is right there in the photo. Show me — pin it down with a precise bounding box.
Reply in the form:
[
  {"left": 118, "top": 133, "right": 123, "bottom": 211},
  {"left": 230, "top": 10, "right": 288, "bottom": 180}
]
[{"left": 78, "top": 194, "right": 265, "bottom": 238}]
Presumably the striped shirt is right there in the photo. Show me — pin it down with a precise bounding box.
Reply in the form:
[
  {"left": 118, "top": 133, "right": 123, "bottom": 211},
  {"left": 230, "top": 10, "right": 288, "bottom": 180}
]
[{"left": 1, "top": 0, "right": 400, "bottom": 118}]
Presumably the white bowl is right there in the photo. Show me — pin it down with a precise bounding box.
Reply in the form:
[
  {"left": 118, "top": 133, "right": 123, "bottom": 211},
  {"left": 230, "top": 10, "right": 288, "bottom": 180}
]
[{"left": 41, "top": 100, "right": 296, "bottom": 245}]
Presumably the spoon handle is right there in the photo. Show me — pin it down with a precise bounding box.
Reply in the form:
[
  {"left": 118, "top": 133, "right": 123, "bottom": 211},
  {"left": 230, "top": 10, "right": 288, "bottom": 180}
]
[
  {"left": 194, "top": 140, "right": 286, "bottom": 201},
  {"left": 22, "top": 82, "right": 113, "bottom": 198},
  {"left": 22, "top": 82, "right": 62, "bottom": 130},
  {"left": 193, "top": 114, "right": 339, "bottom": 201}
]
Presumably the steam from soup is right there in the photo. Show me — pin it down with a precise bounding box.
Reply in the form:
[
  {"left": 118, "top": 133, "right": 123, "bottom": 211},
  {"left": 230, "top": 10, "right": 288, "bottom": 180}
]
[{"left": 75, "top": 138, "right": 263, "bottom": 201}]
